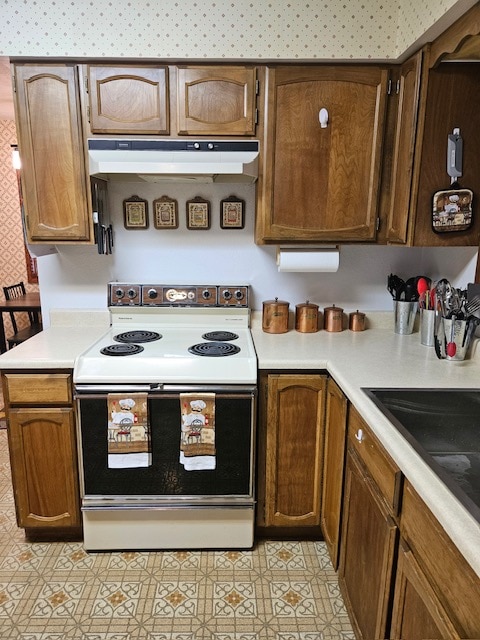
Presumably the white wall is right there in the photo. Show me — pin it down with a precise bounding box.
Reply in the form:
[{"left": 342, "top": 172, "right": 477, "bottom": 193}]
[{"left": 37, "top": 178, "right": 478, "bottom": 325}]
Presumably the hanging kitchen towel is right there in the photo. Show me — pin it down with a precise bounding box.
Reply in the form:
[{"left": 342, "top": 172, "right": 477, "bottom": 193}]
[
  {"left": 179, "top": 393, "right": 216, "bottom": 471},
  {"left": 107, "top": 393, "right": 151, "bottom": 469}
]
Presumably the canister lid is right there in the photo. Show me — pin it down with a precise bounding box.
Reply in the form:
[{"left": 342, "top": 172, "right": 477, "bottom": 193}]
[
  {"left": 324, "top": 304, "right": 343, "bottom": 313},
  {"left": 296, "top": 300, "right": 319, "bottom": 310},
  {"left": 263, "top": 298, "right": 289, "bottom": 307}
]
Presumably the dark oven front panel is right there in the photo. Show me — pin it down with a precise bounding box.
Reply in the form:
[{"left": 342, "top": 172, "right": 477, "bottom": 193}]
[{"left": 77, "top": 391, "right": 255, "bottom": 499}]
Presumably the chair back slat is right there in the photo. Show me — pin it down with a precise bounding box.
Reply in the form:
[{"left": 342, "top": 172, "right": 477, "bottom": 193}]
[{"left": 2, "top": 281, "right": 42, "bottom": 349}]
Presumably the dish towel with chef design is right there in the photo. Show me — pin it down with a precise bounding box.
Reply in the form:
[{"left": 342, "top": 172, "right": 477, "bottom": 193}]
[
  {"left": 107, "top": 393, "right": 151, "bottom": 469},
  {"left": 179, "top": 393, "right": 216, "bottom": 471}
]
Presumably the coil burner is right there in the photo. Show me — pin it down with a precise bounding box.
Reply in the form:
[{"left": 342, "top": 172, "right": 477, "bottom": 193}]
[
  {"left": 202, "top": 331, "right": 239, "bottom": 341},
  {"left": 188, "top": 342, "right": 241, "bottom": 357},
  {"left": 101, "top": 343, "right": 145, "bottom": 356},
  {"left": 114, "top": 330, "right": 162, "bottom": 343}
]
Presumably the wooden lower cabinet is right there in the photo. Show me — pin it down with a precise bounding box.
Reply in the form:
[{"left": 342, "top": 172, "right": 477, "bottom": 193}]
[
  {"left": 392, "top": 481, "right": 480, "bottom": 639},
  {"left": 338, "top": 407, "right": 401, "bottom": 640},
  {"left": 256, "top": 372, "right": 326, "bottom": 533},
  {"left": 390, "top": 539, "right": 461, "bottom": 640},
  {"left": 3, "top": 372, "right": 81, "bottom": 536},
  {"left": 320, "top": 378, "right": 348, "bottom": 569}
]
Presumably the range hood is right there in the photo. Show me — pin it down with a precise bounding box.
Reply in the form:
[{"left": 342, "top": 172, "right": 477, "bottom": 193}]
[{"left": 88, "top": 139, "right": 259, "bottom": 183}]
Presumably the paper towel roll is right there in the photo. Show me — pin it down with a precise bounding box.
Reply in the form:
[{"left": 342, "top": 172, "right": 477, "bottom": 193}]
[{"left": 276, "top": 248, "right": 339, "bottom": 272}]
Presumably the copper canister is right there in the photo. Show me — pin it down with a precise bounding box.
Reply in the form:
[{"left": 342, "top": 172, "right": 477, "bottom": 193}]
[
  {"left": 323, "top": 304, "right": 344, "bottom": 332},
  {"left": 349, "top": 310, "right": 366, "bottom": 332},
  {"left": 295, "top": 300, "right": 319, "bottom": 333},
  {"left": 262, "top": 298, "right": 290, "bottom": 333}
]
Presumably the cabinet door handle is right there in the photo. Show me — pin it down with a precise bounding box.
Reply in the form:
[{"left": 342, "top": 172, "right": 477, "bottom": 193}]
[
  {"left": 319, "top": 108, "right": 329, "bottom": 128},
  {"left": 355, "top": 428, "right": 364, "bottom": 443}
]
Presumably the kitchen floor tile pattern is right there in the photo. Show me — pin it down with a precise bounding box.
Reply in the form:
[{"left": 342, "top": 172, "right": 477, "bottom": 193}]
[{"left": 0, "top": 430, "right": 354, "bottom": 639}]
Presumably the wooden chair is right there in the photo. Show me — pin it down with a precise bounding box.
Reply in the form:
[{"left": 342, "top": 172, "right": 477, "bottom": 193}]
[{"left": 3, "top": 281, "right": 42, "bottom": 349}]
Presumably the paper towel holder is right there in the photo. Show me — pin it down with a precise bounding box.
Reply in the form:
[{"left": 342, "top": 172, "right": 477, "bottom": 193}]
[{"left": 276, "top": 245, "right": 340, "bottom": 273}]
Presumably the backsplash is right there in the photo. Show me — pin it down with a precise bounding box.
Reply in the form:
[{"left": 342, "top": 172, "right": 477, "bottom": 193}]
[
  {"left": 0, "top": 0, "right": 464, "bottom": 60},
  {"left": 35, "top": 178, "right": 478, "bottom": 325}
]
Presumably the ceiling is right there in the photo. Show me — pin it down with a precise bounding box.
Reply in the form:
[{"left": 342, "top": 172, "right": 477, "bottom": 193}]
[{"left": 0, "top": 57, "right": 14, "bottom": 120}]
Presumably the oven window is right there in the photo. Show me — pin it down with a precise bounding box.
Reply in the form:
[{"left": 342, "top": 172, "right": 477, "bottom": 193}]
[{"left": 78, "top": 395, "right": 254, "bottom": 497}]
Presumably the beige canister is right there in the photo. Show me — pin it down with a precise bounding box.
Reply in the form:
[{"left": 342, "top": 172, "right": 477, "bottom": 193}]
[
  {"left": 323, "top": 304, "right": 344, "bottom": 332},
  {"left": 262, "top": 298, "right": 290, "bottom": 333},
  {"left": 295, "top": 300, "right": 319, "bottom": 333}
]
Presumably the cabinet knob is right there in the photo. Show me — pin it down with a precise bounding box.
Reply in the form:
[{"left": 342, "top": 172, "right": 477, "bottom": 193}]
[
  {"left": 319, "top": 108, "right": 329, "bottom": 128},
  {"left": 355, "top": 428, "right": 364, "bottom": 443}
]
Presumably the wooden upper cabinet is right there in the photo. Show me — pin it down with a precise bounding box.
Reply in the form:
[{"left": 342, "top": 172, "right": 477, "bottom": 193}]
[
  {"left": 256, "top": 66, "right": 388, "bottom": 244},
  {"left": 386, "top": 51, "right": 423, "bottom": 244},
  {"left": 176, "top": 66, "right": 257, "bottom": 135},
  {"left": 13, "top": 64, "right": 92, "bottom": 243},
  {"left": 86, "top": 65, "right": 169, "bottom": 134}
]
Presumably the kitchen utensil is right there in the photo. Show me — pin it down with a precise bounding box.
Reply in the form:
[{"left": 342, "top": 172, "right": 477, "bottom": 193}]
[
  {"left": 324, "top": 305, "right": 344, "bottom": 332},
  {"left": 262, "top": 298, "right": 290, "bottom": 333},
  {"left": 444, "top": 317, "right": 470, "bottom": 361},
  {"left": 416, "top": 277, "right": 430, "bottom": 298},
  {"left": 349, "top": 310, "right": 366, "bottom": 332},
  {"left": 295, "top": 301, "right": 319, "bottom": 333}
]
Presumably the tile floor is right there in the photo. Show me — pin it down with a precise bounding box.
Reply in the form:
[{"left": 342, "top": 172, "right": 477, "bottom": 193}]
[{"left": 0, "top": 428, "right": 355, "bottom": 639}]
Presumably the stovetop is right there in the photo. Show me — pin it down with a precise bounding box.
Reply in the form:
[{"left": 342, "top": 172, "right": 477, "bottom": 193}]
[{"left": 73, "top": 284, "right": 257, "bottom": 385}]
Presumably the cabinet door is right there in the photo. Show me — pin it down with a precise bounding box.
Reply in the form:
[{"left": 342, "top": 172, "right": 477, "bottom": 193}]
[
  {"left": 390, "top": 539, "right": 461, "bottom": 640},
  {"left": 320, "top": 378, "right": 348, "bottom": 569},
  {"left": 8, "top": 408, "right": 80, "bottom": 529},
  {"left": 260, "top": 373, "right": 326, "bottom": 528},
  {"left": 338, "top": 449, "right": 398, "bottom": 640},
  {"left": 256, "top": 66, "right": 388, "bottom": 243},
  {"left": 87, "top": 65, "right": 169, "bottom": 134},
  {"left": 13, "top": 64, "right": 92, "bottom": 243},
  {"left": 386, "top": 51, "right": 423, "bottom": 244},
  {"left": 176, "top": 66, "right": 257, "bottom": 135},
  {"left": 411, "top": 61, "right": 480, "bottom": 246}
]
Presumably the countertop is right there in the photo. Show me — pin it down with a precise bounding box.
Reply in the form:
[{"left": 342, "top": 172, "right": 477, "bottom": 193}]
[{"left": 1, "top": 308, "right": 479, "bottom": 576}]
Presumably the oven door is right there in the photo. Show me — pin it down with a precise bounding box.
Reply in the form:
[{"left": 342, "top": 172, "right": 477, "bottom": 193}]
[{"left": 75, "top": 384, "right": 257, "bottom": 550}]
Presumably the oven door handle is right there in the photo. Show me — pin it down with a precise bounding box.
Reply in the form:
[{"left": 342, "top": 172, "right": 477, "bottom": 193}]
[{"left": 75, "top": 383, "right": 257, "bottom": 397}]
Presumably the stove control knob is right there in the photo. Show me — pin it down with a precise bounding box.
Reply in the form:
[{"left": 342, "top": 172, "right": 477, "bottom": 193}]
[
  {"left": 127, "top": 288, "right": 137, "bottom": 299},
  {"left": 202, "top": 289, "right": 211, "bottom": 300},
  {"left": 114, "top": 287, "right": 124, "bottom": 299},
  {"left": 147, "top": 288, "right": 158, "bottom": 299},
  {"left": 234, "top": 289, "right": 245, "bottom": 301},
  {"left": 222, "top": 289, "right": 232, "bottom": 300}
]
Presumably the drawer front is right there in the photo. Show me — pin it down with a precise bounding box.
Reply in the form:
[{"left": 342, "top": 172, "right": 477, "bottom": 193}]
[
  {"left": 5, "top": 373, "right": 72, "bottom": 405},
  {"left": 348, "top": 406, "right": 401, "bottom": 514}
]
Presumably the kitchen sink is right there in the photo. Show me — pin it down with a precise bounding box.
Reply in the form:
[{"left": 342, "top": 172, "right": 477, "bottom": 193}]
[{"left": 363, "top": 388, "right": 480, "bottom": 523}]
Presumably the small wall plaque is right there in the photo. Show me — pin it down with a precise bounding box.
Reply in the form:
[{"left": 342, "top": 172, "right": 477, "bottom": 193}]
[
  {"left": 153, "top": 195, "right": 178, "bottom": 229},
  {"left": 221, "top": 196, "right": 245, "bottom": 229},
  {"left": 124, "top": 195, "right": 148, "bottom": 229},
  {"left": 186, "top": 197, "right": 210, "bottom": 230}
]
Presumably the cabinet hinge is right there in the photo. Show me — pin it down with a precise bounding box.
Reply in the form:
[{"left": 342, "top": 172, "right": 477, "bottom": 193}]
[
  {"left": 387, "top": 78, "right": 400, "bottom": 96},
  {"left": 376, "top": 217, "right": 381, "bottom": 231},
  {"left": 255, "top": 79, "right": 260, "bottom": 95},
  {"left": 84, "top": 76, "right": 89, "bottom": 93},
  {"left": 255, "top": 108, "right": 259, "bottom": 125},
  {"left": 12, "top": 75, "right": 16, "bottom": 94},
  {"left": 87, "top": 105, "right": 91, "bottom": 123}
]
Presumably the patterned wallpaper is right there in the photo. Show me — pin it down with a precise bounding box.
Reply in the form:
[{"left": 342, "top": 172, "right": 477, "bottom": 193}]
[
  {"left": 0, "top": 0, "right": 465, "bottom": 60},
  {"left": 0, "top": 120, "right": 38, "bottom": 337}
]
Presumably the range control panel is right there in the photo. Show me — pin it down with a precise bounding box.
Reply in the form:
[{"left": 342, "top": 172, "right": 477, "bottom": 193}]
[{"left": 109, "top": 283, "right": 249, "bottom": 308}]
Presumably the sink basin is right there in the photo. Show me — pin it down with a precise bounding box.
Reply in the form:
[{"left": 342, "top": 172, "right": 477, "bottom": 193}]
[{"left": 363, "top": 388, "right": 480, "bottom": 523}]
